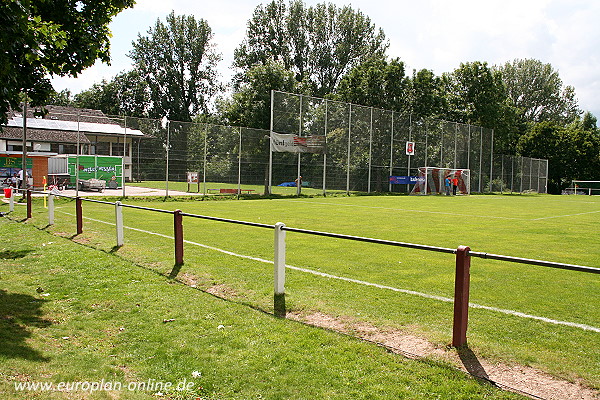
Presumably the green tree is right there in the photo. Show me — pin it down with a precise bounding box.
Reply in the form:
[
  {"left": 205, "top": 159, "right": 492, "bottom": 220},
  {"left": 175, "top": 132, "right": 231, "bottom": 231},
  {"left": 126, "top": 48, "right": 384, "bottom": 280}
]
[
  {"left": 335, "top": 56, "right": 409, "bottom": 111},
  {"left": 517, "top": 121, "right": 600, "bottom": 193},
  {"left": 442, "top": 61, "right": 520, "bottom": 153},
  {"left": 408, "top": 69, "right": 446, "bottom": 120},
  {"left": 129, "top": 11, "right": 221, "bottom": 122},
  {"left": 219, "top": 61, "right": 299, "bottom": 130},
  {"left": 48, "top": 89, "right": 74, "bottom": 107},
  {"left": 234, "top": 0, "right": 388, "bottom": 97},
  {"left": 497, "top": 59, "right": 581, "bottom": 124},
  {"left": 0, "top": 0, "right": 134, "bottom": 125},
  {"left": 74, "top": 70, "right": 149, "bottom": 117}
]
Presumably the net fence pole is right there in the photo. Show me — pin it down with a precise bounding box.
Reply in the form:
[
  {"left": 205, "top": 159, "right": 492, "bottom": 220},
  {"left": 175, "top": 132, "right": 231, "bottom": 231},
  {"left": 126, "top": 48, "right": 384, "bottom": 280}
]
[
  {"left": 489, "top": 129, "right": 494, "bottom": 193},
  {"left": 478, "top": 127, "right": 483, "bottom": 193},
  {"left": 268, "top": 91, "right": 274, "bottom": 195},
  {"left": 389, "top": 111, "right": 395, "bottom": 193},
  {"left": 407, "top": 114, "right": 412, "bottom": 193},
  {"left": 510, "top": 156, "right": 515, "bottom": 193},
  {"left": 454, "top": 122, "right": 458, "bottom": 168},
  {"left": 203, "top": 123, "right": 208, "bottom": 196},
  {"left": 529, "top": 157, "right": 533, "bottom": 192},
  {"left": 237, "top": 126, "right": 242, "bottom": 200},
  {"left": 323, "top": 99, "right": 328, "bottom": 196},
  {"left": 297, "top": 95, "right": 303, "bottom": 196},
  {"left": 165, "top": 118, "right": 170, "bottom": 197},
  {"left": 368, "top": 107, "right": 373, "bottom": 193},
  {"left": 347, "top": 104, "right": 351, "bottom": 195},
  {"left": 545, "top": 159, "right": 549, "bottom": 193}
]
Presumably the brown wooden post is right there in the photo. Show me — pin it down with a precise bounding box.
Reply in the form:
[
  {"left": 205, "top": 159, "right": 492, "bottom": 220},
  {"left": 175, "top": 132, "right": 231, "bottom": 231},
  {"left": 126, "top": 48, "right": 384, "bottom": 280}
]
[
  {"left": 173, "top": 209, "right": 184, "bottom": 265},
  {"left": 26, "top": 190, "right": 32, "bottom": 219},
  {"left": 452, "top": 245, "right": 471, "bottom": 347},
  {"left": 76, "top": 197, "right": 83, "bottom": 235}
]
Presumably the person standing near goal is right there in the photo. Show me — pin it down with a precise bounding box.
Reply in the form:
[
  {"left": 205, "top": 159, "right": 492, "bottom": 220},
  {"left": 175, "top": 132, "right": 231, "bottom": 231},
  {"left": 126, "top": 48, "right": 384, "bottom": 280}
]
[
  {"left": 452, "top": 173, "right": 459, "bottom": 195},
  {"left": 445, "top": 175, "right": 451, "bottom": 195}
]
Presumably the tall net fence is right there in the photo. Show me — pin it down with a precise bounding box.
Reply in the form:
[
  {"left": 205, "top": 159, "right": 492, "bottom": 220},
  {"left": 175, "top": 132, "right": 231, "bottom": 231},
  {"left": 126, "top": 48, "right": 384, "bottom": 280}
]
[
  {"left": 22, "top": 100, "right": 547, "bottom": 195},
  {"left": 270, "top": 91, "right": 547, "bottom": 194}
]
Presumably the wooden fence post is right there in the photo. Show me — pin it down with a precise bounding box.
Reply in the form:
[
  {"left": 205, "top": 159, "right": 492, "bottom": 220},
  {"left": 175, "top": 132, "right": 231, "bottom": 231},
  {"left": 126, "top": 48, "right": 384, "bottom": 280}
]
[
  {"left": 26, "top": 190, "right": 32, "bottom": 219},
  {"left": 173, "top": 209, "right": 184, "bottom": 265},
  {"left": 452, "top": 245, "right": 471, "bottom": 347},
  {"left": 76, "top": 197, "right": 83, "bottom": 235}
]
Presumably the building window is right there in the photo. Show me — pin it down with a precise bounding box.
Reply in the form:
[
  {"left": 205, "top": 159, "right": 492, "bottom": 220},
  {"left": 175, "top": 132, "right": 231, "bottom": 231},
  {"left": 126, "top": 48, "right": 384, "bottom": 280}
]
[{"left": 96, "top": 142, "right": 110, "bottom": 155}]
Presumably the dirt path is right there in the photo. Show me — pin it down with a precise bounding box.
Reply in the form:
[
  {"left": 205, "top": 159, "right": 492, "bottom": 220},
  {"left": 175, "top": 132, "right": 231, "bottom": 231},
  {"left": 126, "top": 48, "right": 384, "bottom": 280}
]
[{"left": 288, "top": 311, "right": 599, "bottom": 400}]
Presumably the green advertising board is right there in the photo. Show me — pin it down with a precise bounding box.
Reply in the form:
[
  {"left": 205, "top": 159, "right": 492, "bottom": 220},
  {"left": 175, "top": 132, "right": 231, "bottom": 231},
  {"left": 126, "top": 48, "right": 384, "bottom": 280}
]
[
  {"left": 0, "top": 156, "right": 33, "bottom": 168},
  {"left": 68, "top": 156, "right": 123, "bottom": 186}
]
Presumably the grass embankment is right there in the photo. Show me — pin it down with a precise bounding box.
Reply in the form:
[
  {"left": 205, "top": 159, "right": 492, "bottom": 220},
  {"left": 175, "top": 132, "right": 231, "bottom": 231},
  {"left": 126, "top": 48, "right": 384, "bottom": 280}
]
[{"left": 0, "top": 217, "right": 523, "bottom": 399}]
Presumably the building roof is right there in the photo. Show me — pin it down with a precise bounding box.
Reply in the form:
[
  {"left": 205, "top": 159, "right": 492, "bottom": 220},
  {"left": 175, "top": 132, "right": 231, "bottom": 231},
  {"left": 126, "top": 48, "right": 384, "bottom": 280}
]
[
  {"left": 1, "top": 126, "right": 89, "bottom": 144},
  {"left": 2, "top": 105, "right": 145, "bottom": 139}
]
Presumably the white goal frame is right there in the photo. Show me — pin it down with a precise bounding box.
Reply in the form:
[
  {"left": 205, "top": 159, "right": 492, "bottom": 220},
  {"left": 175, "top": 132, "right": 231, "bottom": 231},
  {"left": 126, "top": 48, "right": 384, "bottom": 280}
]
[{"left": 410, "top": 167, "right": 471, "bottom": 195}]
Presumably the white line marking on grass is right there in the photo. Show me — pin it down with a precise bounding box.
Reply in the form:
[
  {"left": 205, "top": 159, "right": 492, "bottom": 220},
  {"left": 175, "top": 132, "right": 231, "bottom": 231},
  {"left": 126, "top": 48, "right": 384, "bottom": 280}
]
[
  {"left": 530, "top": 210, "right": 600, "bottom": 221},
  {"left": 59, "top": 210, "right": 600, "bottom": 333}
]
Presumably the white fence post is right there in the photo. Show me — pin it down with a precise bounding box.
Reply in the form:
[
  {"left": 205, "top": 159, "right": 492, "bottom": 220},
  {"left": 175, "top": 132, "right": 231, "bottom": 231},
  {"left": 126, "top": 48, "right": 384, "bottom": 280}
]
[
  {"left": 9, "top": 190, "right": 15, "bottom": 212},
  {"left": 274, "top": 222, "right": 286, "bottom": 316},
  {"left": 115, "top": 201, "right": 124, "bottom": 247},
  {"left": 48, "top": 194, "right": 54, "bottom": 225}
]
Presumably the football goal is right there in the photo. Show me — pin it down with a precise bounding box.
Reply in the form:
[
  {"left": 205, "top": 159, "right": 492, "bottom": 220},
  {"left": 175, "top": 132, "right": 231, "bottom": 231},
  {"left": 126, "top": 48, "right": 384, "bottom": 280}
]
[{"left": 410, "top": 167, "right": 470, "bottom": 195}]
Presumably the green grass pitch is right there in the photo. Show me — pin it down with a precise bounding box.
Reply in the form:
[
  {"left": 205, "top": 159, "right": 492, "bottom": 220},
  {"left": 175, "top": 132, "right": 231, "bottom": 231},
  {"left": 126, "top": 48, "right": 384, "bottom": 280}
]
[{"left": 3, "top": 192, "right": 600, "bottom": 395}]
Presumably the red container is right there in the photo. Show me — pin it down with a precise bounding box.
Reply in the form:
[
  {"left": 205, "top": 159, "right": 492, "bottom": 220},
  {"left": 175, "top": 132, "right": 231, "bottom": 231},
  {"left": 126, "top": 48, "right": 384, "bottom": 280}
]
[{"left": 3, "top": 188, "right": 12, "bottom": 198}]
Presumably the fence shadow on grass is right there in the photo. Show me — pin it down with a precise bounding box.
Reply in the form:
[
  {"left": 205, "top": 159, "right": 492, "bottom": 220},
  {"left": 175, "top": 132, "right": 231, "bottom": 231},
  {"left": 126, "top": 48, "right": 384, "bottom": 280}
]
[
  {"left": 458, "top": 345, "right": 495, "bottom": 385},
  {"left": 0, "top": 289, "right": 51, "bottom": 362},
  {"left": 0, "top": 249, "right": 33, "bottom": 259}
]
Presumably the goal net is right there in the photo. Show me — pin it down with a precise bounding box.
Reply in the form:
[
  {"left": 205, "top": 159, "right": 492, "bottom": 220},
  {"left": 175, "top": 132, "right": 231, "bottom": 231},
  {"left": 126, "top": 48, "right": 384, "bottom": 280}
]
[{"left": 410, "top": 167, "right": 471, "bottom": 195}]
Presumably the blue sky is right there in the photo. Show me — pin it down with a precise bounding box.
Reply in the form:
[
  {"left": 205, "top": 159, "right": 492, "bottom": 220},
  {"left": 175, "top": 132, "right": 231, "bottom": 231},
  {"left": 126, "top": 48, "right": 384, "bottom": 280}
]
[{"left": 52, "top": 0, "right": 600, "bottom": 118}]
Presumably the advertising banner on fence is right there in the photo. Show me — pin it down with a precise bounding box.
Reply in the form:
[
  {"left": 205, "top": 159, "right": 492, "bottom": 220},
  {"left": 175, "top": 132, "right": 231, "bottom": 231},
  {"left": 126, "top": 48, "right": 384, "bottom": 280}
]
[
  {"left": 389, "top": 176, "right": 423, "bottom": 185},
  {"left": 270, "top": 132, "right": 326, "bottom": 154}
]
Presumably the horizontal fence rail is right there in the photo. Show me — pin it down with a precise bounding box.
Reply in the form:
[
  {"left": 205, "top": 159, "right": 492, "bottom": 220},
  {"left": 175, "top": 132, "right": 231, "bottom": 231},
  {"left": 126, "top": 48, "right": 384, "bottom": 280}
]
[{"left": 8, "top": 189, "right": 600, "bottom": 348}]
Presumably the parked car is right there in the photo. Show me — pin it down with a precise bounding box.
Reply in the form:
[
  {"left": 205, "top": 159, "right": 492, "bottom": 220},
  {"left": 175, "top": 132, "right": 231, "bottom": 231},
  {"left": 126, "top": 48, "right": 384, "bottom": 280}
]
[{"left": 78, "top": 178, "right": 106, "bottom": 192}]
